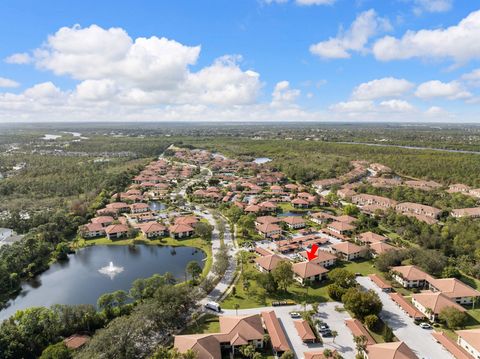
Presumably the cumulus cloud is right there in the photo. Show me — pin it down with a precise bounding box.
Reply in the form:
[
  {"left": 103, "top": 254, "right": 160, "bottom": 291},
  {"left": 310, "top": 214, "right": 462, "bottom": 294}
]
[
  {"left": 4, "top": 52, "right": 32, "bottom": 64},
  {"left": 413, "top": 0, "right": 453, "bottom": 15},
  {"left": 310, "top": 9, "right": 391, "bottom": 59},
  {"left": 0, "top": 77, "right": 20, "bottom": 88},
  {"left": 331, "top": 99, "right": 415, "bottom": 113},
  {"left": 271, "top": 81, "right": 301, "bottom": 106},
  {"left": 352, "top": 77, "right": 414, "bottom": 100},
  {"left": 379, "top": 99, "right": 415, "bottom": 111},
  {"left": 415, "top": 80, "right": 472, "bottom": 100},
  {"left": 5, "top": 24, "right": 263, "bottom": 108},
  {"left": 373, "top": 10, "right": 480, "bottom": 64}
]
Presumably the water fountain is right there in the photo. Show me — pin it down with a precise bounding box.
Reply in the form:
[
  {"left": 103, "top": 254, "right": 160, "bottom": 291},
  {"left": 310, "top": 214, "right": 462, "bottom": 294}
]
[{"left": 98, "top": 261, "right": 124, "bottom": 279}]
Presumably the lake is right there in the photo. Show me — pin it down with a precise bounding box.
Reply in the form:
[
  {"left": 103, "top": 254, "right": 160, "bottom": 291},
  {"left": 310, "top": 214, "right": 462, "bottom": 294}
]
[
  {"left": 149, "top": 201, "right": 166, "bottom": 211},
  {"left": 0, "top": 245, "right": 205, "bottom": 321},
  {"left": 253, "top": 157, "right": 272, "bottom": 164}
]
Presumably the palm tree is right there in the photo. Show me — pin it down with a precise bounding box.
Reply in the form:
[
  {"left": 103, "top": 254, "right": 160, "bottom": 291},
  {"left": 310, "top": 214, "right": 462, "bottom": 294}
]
[
  {"left": 354, "top": 335, "right": 368, "bottom": 354},
  {"left": 191, "top": 311, "right": 199, "bottom": 329},
  {"left": 331, "top": 330, "right": 338, "bottom": 343},
  {"left": 239, "top": 345, "right": 255, "bottom": 358},
  {"left": 323, "top": 348, "right": 333, "bottom": 358},
  {"left": 181, "top": 350, "right": 198, "bottom": 359},
  {"left": 234, "top": 303, "right": 240, "bottom": 316},
  {"left": 263, "top": 333, "right": 271, "bottom": 348}
]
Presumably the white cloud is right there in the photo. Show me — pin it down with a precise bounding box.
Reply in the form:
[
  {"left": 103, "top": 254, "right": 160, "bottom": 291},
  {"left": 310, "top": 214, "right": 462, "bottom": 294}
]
[
  {"left": 352, "top": 77, "right": 414, "bottom": 100},
  {"left": 379, "top": 99, "right": 415, "bottom": 111},
  {"left": 310, "top": 9, "right": 391, "bottom": 59},
  {"left": 425, "top": 106, "right": 448, "bottom": 116},
  {"left": 462, "top": 68, "right": 480, "bottom": 81},
  {"left": 34, "top": 24, "right": 200, "bottom": 91},
  {"left": 373, "top": 10, "right": 480, "bottom": 64},
  {"left": 330, "top": 100, "right": 375, "bottom": 112},
  {"left": 4, "top": 52, "right": 32, "bottom": 64},
  {"left": 6, "top": 25, "right": 262, "bottom": 108},
  {"left": 271, "top": 81, "right": 301, "bottom": 106},
  {"left": 330, "top": 99, "right": 415, "bottom": 113},
  {"left": 413, "top": 0, "right": 453, "bottom": 15},
  {"left": 415, "top": 80, "right": 472, "bottom": 100},
  {"left": 0, "top": 77, "right": 20, "bottom": 88}
]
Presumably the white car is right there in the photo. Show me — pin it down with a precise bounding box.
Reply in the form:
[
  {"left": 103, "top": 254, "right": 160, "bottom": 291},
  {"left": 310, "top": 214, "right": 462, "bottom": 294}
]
[{"left": 419, "top": 322, "right": 432, "bottom": 329}]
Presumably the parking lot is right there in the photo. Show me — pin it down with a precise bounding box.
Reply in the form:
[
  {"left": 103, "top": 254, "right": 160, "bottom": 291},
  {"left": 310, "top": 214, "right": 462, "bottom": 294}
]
[
  {"left": 222, "top": 302, "right": 356, "bottom": 358},
  {"left": 356, "top": 276, "right": 454, "bottom": 359}
]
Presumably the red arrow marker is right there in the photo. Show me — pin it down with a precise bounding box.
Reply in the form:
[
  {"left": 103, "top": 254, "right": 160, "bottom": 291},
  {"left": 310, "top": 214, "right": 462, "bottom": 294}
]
[{"left": 306, "top": 243, "right": 319, "bottom": 261}]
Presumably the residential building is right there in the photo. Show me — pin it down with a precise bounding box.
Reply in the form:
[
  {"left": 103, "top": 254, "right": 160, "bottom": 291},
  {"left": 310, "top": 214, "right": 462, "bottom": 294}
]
[
  {"left": 81, "top": 223, "right": 106, "bottom": 238},
  {"left": 364, "top": 342, "right": 418, "bottom": 359},
  {"left": 105, "top": 224, "right": 129, "bottom": 240},
  {"left": 327, "top": 221, "right": 355, "bottom": 236},
  {"left": 299, "top": 249, "right": 336, "bottom": 267},
  {"left": 261, "top": 311, "right": 291, "bottom": 357},
  {"left": 428, "top": 278, "right": 480, "bottom": 304},
  {"left": 357, "top": 231, "right": 387, "bottom": 245},
  {"left": 369, "top": 241, "right": 396, "bottom": 257},
  {"left": 90, "top": 216, "right": 114, "bottom": 227},
  {"left": 294, "top": 320, "right": 316, "bottom": 343},
  {"left": 174, "top": 314, "right": 265, "bottom": 359},
  {"left": 169, "top": 223, "right": 195, "bottom": 239},
  {"left": 331, "top": 242, "right": 365, "bottom": 261},
  {"left": 352, "top": 194, "right": 397, "bottom": 209},
  {"left": 395, "top": 202, "right": 442, "bottom": 219},
  {"left": 130, "top": 202, "right": 149, "bottom": 214},
  {"left": 457, "top": 328, "right": 480, "bottom": 359},
  {"left": 292, "top": 261, "right": 328, "bottom": 284},
  {"left": 282, "top": 216, "right": 306, "bottom": 229},
  {"left": 411, "top": 292, "right": 466, "bottom": 321},
  {"left": 256, "top": 223, "right": 282, "bottom": 239},
  {"left": 391, "top": 265, "right": 433, "bottom": 288},
  {"left": 451, "top": 207, "right": 480, "bottom": 218},
  {"left": 138, "top": 222, "right": 167, "bottom": 238},
  {"left": 291, "top": 198, "right": 309, "bottom": 208},
  {"left": 309, "top": 212, "right": 335, "bottom": 225},
  {"left": 255, "top": 254, "right": 284, "bottom": 273}
]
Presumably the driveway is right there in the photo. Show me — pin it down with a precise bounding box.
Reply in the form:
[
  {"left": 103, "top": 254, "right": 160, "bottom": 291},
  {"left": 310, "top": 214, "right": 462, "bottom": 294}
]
[
  {"left": 221, "top": 302, "right": 356, "bottom": 359},
  {"left": 356, "top": 276, "right": 454, "bottom": 359}
]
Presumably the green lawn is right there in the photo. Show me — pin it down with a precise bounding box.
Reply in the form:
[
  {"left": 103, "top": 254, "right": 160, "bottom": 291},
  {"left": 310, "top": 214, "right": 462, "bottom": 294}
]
[
  {"left": 221, "top": 260, "right": 330, "bottom": 309},
  {"left": 181, "top": 314, "right": 220, "bottom": 334},
  {"left": 221, "top": 257, "right": 383, "bottom": 309},
  {"left": 78, "top": 235, "right": 212, "bottom": 278},
  {"left": 338, "top": 259, "right": 381, "bottom": 276}
]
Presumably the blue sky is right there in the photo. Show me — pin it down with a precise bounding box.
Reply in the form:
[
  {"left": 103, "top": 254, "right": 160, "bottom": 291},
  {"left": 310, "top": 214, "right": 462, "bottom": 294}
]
[{"left": 0, "top": 0, "right": 479, "bottom": 122}]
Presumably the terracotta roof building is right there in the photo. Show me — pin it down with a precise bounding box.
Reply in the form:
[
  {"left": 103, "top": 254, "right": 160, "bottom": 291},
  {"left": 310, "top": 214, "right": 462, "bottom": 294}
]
[
  {"left": 412, "top": 292, "right": 466, "bottom": 321},
  {"left": 261, "top": 311, "right": 291, "bottom": 356},
  {"left": 255, "top": 254, "right": 285, "bottom": 273},
  {"left": 292, "top": 261, "right": 328, "bottom": 284},
  {"left": 364, "top": 341, "right": 418, "bottom": 359},
  {"left": 294, "top": 320, "right": 316, "bottom": 343},
  {"left": 456, "top": 328, "right": 480, "bottom": 359},
  {"left": 331, "top": 242, "right": 365, "bottom": 261}
]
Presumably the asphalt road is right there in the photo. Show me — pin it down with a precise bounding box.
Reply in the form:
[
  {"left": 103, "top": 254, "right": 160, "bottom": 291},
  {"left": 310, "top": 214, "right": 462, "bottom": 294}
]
[{"left": 356, "top": 276, "right": 454, "bottom": 359}]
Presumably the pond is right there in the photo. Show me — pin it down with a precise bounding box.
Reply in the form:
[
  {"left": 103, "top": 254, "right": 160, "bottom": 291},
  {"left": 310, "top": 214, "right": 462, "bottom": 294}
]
[
  {"left": 0, "top": 245, "right": 205, "bottom": 321},
  {"left": 253, "top": 157, "right": 272, "bottom": 164},
  {"left": 279, "top": 211, "right": 306, "bottom": 217},
  {"left": 149, "top": 201, "right": 166, "bottom": 211}
]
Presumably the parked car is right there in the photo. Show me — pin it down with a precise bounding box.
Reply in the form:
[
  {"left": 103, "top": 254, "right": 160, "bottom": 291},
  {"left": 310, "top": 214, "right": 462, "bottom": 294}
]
[
  {"left": 205, "top": 302, "right": 221, "bottom": 312},
  {"left": 419, "top": 322, "right": 432, "bottom": 329},
  {"left": 290, "top": 312, "right": 302, "bottom": 319},
  {"left": 320, "top": 330, "right": 332, "bottom": 337}
]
